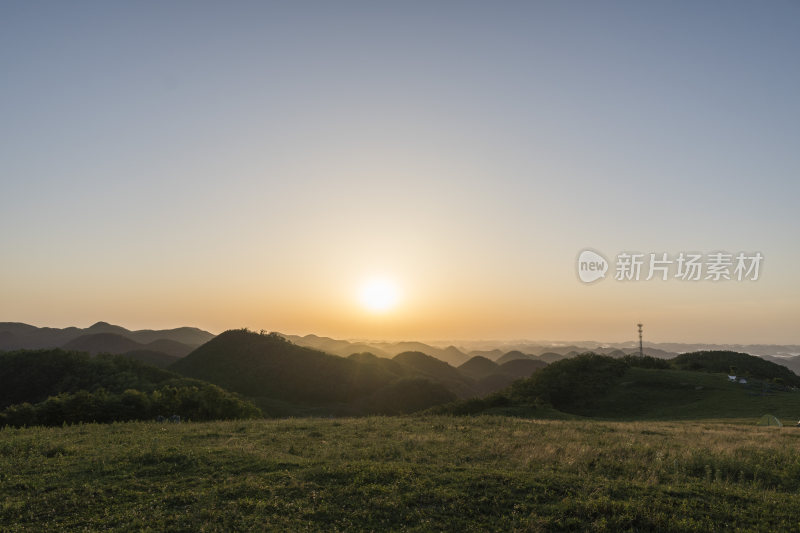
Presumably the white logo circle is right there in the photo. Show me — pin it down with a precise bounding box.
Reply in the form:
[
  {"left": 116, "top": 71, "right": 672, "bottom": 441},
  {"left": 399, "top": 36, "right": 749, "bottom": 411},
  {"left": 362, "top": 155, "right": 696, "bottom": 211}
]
[{"left": 577, "top": 250, "right": 608, "bottom": 283}]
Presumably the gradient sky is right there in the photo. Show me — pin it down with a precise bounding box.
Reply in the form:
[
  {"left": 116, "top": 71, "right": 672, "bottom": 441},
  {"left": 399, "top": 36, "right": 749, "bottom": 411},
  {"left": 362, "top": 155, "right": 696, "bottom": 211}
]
[{"left": 2, "top": 1, "right": 799, "bottom": 344}]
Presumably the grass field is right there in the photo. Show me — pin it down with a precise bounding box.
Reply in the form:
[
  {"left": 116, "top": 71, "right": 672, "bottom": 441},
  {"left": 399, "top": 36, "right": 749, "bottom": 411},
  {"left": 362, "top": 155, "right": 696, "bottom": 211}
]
[{"left": 3, "top": 416, "right": 800, "bottom": 531}]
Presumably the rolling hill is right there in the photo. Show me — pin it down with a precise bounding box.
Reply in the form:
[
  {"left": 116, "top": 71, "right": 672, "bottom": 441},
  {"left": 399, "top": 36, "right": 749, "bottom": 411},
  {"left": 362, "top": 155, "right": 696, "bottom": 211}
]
[
  {"left": 457, "top": 356, "right": 500, "bottom": 380},
  {"left": 457, "top": 356, "right": 546, "bottom": 384},
  {"left": 495, "top": 350, "right": 536, "bottom": 364},
  {"left": 0, "top": 322, "right": 214, "bottom": 353},
  {"left": 170, "top": 330, "right": 461, "bottom": 415},
  {"left": 392, "top": 351, "right": 479, "bottom": 398},
  {"left": 495, "top": 350, "right": 561, "bottom": 366},
  {"left": 280, "top": 334, "right": 393, "bottom": 359},
  {"left": 435, "top": 351, "right": 800, "bottom": 420},
  {"left": 281, "top": 334, "right": 470, "bottom": 366},
  {"left": 62, "top": 333, "right": 146, "bottom": 355},
  {"left": 63, "top": 333, "right": 196, "bottom": 358}
]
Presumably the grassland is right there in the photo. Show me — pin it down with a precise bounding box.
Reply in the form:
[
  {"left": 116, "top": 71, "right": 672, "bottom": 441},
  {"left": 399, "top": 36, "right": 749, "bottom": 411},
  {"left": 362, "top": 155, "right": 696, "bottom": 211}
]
[{"left": 3, "top": 416, "right": 800, "bottom": 531}]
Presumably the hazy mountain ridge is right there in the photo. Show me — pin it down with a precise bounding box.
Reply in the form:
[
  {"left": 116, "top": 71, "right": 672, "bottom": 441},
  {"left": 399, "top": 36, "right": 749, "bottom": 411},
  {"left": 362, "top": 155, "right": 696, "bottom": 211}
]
[
  {"left": 4, "top": 322, "right": 798, "bottom": 377},
  {"left": 63, "top": 333, "right": 196, "bottom": 358},
  {"left": 281, "top": 332, "right": 800, "bottom": 366},
  {"left": 0, "top": 322, "right": 214, "bottom": 351},
  {"left": 169, "top": 330, "right": 548, "bottom": 416},
  {"left": 0, "top": 322, "right": 213, "bottom": 367},
  {"left": 281, "top": 334, "right": 470, "bottom": 366}
]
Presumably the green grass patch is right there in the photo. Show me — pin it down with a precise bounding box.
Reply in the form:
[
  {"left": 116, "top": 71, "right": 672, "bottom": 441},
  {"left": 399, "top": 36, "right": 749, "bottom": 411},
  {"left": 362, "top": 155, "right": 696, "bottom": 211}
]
[{"left": 2, "top": 416, "right": 800, "bottom": 531}]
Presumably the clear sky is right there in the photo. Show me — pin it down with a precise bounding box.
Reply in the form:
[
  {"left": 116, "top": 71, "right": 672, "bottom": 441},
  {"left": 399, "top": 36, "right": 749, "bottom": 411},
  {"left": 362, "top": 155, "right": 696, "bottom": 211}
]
[{"left": 2, "top": 1, "right": 799, "bottom": 344}]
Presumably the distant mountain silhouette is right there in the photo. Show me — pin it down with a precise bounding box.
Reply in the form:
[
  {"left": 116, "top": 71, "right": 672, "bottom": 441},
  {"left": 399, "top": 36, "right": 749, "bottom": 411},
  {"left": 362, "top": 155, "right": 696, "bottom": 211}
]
[
  {"left": 125, "top": 327, "right": 215, "bottom": 346},
  {"left": 277, "top": 334, "right": 392, "bottom": 358},
  {"left": 496, "top": 350, "right": 552, "bottom": 365},
  {"left": 458, "top": 356, "right": 500, "bottom": 380},
  {"left": 467, "top": 349, "right": 505, "bottom": 361},
  {"left": 0, "top": 323, "right": 85, "bottom": 349},
  {"left": 538, "top": 352, "right": 567, "bottom": 363},
  {"left": 378, "top": 343, "right": 469, "bottom": 366},
  {"left": 282, "top": 335, "right": 469, "bottom": 366},
  {"left": 0, "top": 322, "right": 214, "bottom": 353},
  {"left": 454, "top": 356, "right": 547, "bottom": 395},
  {"left": 85, "top": 321, "right": 130, "bottom": 335},
  {"left": 62, "top": 333, "right": 196, "bottom": 358}
]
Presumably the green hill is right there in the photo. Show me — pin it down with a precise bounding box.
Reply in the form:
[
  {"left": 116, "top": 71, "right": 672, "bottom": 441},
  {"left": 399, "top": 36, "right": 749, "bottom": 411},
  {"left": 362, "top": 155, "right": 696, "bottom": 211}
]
[
  {"left": 392, "top": 351, "right": 479, "bottom": 398},
  {"left": 672, "top": 350, "right": 800, "bottom": 386},
  {"left": 437, "top": 351, "right": 800, "bottom": 420},
  {"left": 0, "top": 349, "right": 260, "bottom": 426},
  {"left": 171, "top": 330, "right": 397, "bottom": 404},
  {"left": 170, "top": 331, "right": 466, "bottom": 415}
]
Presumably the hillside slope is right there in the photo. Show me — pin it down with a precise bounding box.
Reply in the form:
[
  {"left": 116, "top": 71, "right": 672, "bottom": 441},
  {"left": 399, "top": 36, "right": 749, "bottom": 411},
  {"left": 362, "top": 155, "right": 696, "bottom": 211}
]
[
  {"left": 171, "top": 330, "right": 459, "bottom": 415},
  {"left": 436, "top": 351, "right": 800, "bottom": 420}
]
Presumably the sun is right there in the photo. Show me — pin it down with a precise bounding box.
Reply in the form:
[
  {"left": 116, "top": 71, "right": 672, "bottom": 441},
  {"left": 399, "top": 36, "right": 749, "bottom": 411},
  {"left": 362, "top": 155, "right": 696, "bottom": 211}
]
[{"left": 359, "top": 277, "right": 400, "bottom": 313}]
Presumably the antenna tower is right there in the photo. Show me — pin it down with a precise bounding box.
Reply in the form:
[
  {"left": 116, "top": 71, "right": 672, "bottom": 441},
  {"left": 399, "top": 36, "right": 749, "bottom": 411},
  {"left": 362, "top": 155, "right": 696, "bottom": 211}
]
[{"left": 637, "top": 323, "right": 643, "bottom": 357}]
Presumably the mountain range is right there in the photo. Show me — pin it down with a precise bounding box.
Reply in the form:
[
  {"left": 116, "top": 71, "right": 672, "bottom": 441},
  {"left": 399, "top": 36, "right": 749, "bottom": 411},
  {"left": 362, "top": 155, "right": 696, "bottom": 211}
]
[
  {"left": 4, "top": 322, "right": 800, "bottom": 421},
  {"left": 0, "top": 322, "right": 214, "bottom": 367},
  {"left": 4, "top": 321, "right": 800, "bottom": 381},
  {"left": 169, "top": 330, "right": 549, "bottom": 416}
]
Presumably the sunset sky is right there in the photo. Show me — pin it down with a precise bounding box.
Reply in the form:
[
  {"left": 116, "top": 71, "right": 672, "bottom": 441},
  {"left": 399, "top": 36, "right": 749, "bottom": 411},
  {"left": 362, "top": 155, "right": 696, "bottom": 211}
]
[{"left": 2, "top": 2, "right": 799, "bottom": 344}]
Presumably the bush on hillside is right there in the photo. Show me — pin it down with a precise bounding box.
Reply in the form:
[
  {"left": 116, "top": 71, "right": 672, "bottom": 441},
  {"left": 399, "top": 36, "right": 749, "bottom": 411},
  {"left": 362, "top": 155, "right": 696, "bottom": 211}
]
[
  {"left": 509, "top": 353, "right": 627, "bottom": 411},
  {"left": 0, "top": 382, "right": 261, "bottom": 427}
]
